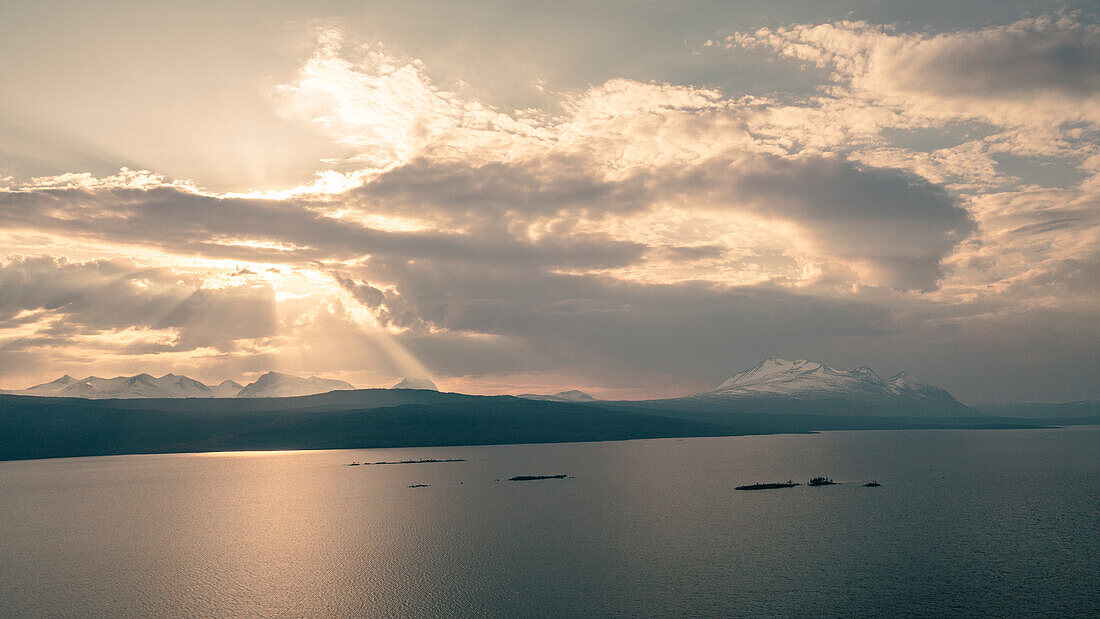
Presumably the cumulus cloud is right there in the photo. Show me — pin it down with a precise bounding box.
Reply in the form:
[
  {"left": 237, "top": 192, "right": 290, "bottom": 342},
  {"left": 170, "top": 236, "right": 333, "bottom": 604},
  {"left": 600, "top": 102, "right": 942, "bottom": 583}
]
[
  {"left": 348, "top": 151, "right": 973, "bottom": 290},
  {"left": 724, "top": 14, "right": 1100, "bottom": 128},
  {"left": 274, "top": 29, "right": 547, "bottom": 170}
]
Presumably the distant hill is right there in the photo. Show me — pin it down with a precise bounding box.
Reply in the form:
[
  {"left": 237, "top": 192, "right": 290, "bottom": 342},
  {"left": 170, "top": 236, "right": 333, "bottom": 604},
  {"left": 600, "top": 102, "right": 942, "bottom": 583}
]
[
  {"left": 0, "top": 388, "right": 1057, "bottom": 462},
  {"left": 212, "top": 380, "right": 245, "bottom": 397},
  {"left": 0, "top": 391, "right": 739, "bottom": 461},
  {"left": 518, "top": 390, "right": 597, "bottom": 403},
  {"left": 392, "top": 377, "right": 439, "bottom": 391},
  {"left": 977, "top": 400, "right": 1100, "bottom": 419}
]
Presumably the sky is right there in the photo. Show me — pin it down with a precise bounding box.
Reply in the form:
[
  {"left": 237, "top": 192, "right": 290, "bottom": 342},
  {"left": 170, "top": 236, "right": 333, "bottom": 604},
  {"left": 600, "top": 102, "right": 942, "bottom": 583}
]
[{"left": 0, "top": 1, "right": 1097, "bottom": 403}]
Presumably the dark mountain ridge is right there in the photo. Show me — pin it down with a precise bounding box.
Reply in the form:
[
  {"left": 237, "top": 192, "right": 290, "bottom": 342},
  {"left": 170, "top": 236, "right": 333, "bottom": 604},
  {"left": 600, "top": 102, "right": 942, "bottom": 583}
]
[{"left": 1, "top": 387, "right": 1076, "bottom": 462}]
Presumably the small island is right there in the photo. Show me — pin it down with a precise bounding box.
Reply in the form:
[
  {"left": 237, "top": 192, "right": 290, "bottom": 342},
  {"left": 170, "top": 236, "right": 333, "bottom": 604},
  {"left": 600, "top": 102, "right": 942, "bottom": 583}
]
[
  {"left": 735, "top": 481, "right": 800, "bottom": 491},
  {"left": 863, "top": 481, "right": 882, "bottom": 487},
  {"left": 509, "top": 474, "right": 570, "bottom": 481},
  {"left": 808, "top": 476, "right": 838, "bottom": 486},
  {"left": 351, "top": 458, "right": 466, "bottom": 466},
  {"left": 408, "top": 484, "right": 430, "bottom": 488}
]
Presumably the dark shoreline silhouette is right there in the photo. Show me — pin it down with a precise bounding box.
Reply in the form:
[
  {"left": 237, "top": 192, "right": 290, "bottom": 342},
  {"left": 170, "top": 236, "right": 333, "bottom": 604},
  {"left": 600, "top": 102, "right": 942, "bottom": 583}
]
[{"left": 0, "top": 390, "right": 1077, "bottom": 462}]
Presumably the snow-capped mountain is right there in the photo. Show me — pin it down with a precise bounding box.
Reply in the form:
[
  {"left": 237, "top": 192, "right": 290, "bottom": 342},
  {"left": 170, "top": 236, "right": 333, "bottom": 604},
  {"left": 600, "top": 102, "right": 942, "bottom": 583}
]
[
  {"left": 9, "top": 374, "right": 83, "bottom": 397},
  {"left": 7, "top": 373, "right": 217, "bottom": 399},
  {"left": 392, "top": 377, "right": 438, "bottom": 391},
  {"left": 519, "top": 390, "right": 597, "bottom": 402},
  {"left": 236, "top": 372, "right": 355, "bottom": 398},
  {"left": 211, "top": 380, "right": 244, "bottom": 398},
  {"left": 684, "top": 358, "right": 976, "bottom": 417},
  {"left": 6, "top": 372, "right": 352, "bottom": 399}
]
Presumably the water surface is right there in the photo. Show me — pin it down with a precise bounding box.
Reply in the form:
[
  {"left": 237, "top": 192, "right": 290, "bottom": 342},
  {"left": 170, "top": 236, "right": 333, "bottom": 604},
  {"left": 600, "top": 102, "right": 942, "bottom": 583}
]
[{"left": 2, "top": 427, "right": 1097, "bottom": 617}]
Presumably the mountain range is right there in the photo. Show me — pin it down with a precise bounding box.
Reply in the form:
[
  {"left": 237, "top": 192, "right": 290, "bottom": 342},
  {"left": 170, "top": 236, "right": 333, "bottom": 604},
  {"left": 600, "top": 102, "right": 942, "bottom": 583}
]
[
  {"left": 1, "top": 358, "right": 970, "bottom": 416},
  {"left": 3, "top": 357, "right": 1097, "bottom": 462},
  {"left": 3, "top": 372, "right": 458, "bottom": 399},
  {"left": 3, "top": 371, "right": 354, "bottom": 399}
]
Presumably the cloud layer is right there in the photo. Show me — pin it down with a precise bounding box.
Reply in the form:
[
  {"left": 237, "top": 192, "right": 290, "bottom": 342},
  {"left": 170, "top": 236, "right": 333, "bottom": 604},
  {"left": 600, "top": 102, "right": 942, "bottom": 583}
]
[{"left": 1, "top": 11, "right": 1098, "bottom": 402}]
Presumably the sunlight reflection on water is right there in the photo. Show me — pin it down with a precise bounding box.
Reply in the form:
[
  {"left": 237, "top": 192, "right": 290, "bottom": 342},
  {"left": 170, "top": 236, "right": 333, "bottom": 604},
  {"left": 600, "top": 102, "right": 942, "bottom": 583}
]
[{"left": 1, "top": 427, "right": 1097, "bottom": 617}]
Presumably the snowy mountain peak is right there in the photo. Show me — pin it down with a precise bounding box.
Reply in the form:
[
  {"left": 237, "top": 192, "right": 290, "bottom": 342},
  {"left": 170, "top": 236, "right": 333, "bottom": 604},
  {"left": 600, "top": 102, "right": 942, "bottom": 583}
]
[
  {"left": 713, "top": 358, "right": 831, "bottom": 391},
  {"left": 245, "top": 371, "right": 285, "bottom": 386},
  {"left": 690, "top": 358, "right": 972, "bottom": 416},
  {"left": 211, "top": 380, "right": 244, "bottom": 397},
  {"left": 8, "top": 372, "right": 352, "bottom": 399},
  {"left": 237, "top": 372, "right": 355, "bottom": 398},
  {"left": 886, "top": 371, "right": 943, "bottom": 398},
  {"left": 392, "top": 377, "right": 438, "bottom": 391},
  {"left": 518, "top": 389, "right": 598, "bottom": 402},
  {"left": 553, "top": 389, "right": 596, "bottom": 401},
  {"left": 888, "top": 370, "right": 920, "bottom": 384}
]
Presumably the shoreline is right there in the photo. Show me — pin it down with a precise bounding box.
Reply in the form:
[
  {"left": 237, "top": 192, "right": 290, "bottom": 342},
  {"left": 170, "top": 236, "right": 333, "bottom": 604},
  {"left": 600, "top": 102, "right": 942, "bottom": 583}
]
[{"left": 2, "top": 423, "right": 1091, "bottom": 464}]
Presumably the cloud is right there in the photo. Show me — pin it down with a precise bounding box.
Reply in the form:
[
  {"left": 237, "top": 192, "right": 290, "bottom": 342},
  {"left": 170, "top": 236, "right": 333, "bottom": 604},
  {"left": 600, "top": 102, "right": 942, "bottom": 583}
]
[
  {"left": 0, "top": 255, "right": 431, "bottom": 389},
  {"left": 274, "top": 29, "right": 547, "bottom": 170},
  {"left": 0, "top": 134, "right": 974, "bottom": 292},
  {"left": 0, "top": 255, "right": 282, "bottom": 353},
  {"left": 691, "top": 153, "right": 976, "bottom": 290},
  {"left": 0, "top": 255, "right": 192, "bottom": 329},
  {"left": 724, "top": 14, "right": 1100, "bottom": 128},
  {"left": 338, "top": 255, "right": 895, "bottom": 390},
  {"left": 0, "top": 184, "right": 645, "bottom": 270},
  {"left": 332, "top": 271, "right": 425, "bottom": 331},
  {"left": 352, "top": 150, "right": 973, "bottom": 290},
  {"left": 2, "top": 16, "right": 1097, "bottom": 401},
  {"left": 354, "top": 155, "right": 651, "bottom": 224}
]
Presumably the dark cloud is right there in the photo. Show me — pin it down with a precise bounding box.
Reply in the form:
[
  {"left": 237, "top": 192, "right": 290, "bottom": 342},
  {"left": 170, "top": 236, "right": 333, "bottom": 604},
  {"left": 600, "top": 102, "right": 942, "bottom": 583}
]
[
  {"left": 713, "top": 155, "right": 975, "bottom": 290},
  {"left": 0, "top": 255, "right": 189, "bottom": 328},
  {"left": 156, "top": 286, "right": 278, "bottom": 351},
  {"left": 0, "top": 186, "right": 645, "bottom": 270},
  {"left": 332, "top": 271, "right": 425, "bottom": 331},
  {"left": 0, "top": 256, "right": 278, "bottom": 354},
  {"left": 345, "top": 257, "right": 893, "bottom": 389},
  {"left": 354, "top": 152, "right": 973, "bottom": 290},
  {"left": 900, "top": 15, "right": 1100, "bottom": 98},
  {"left": 632, "top": 153, "right": 976, "bottom": 290},
  {"left": 0, "top": 144, "right": 977, "bottom": 293},
  {"left": 356, "top": 156, "right": 650, "bottom": 221}
]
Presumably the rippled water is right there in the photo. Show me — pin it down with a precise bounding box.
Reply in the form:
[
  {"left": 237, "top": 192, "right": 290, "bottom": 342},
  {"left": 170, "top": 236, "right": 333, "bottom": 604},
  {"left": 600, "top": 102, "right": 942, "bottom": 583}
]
[{"left": 2, "top": 427, "right": 1097, "bottom": 617}]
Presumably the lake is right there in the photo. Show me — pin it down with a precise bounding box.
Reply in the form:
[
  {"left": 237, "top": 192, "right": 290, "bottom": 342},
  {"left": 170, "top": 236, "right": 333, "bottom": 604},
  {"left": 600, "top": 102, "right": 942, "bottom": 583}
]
[{"left": 2, "top": 427, "right": 1097, "bottom": 617}]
